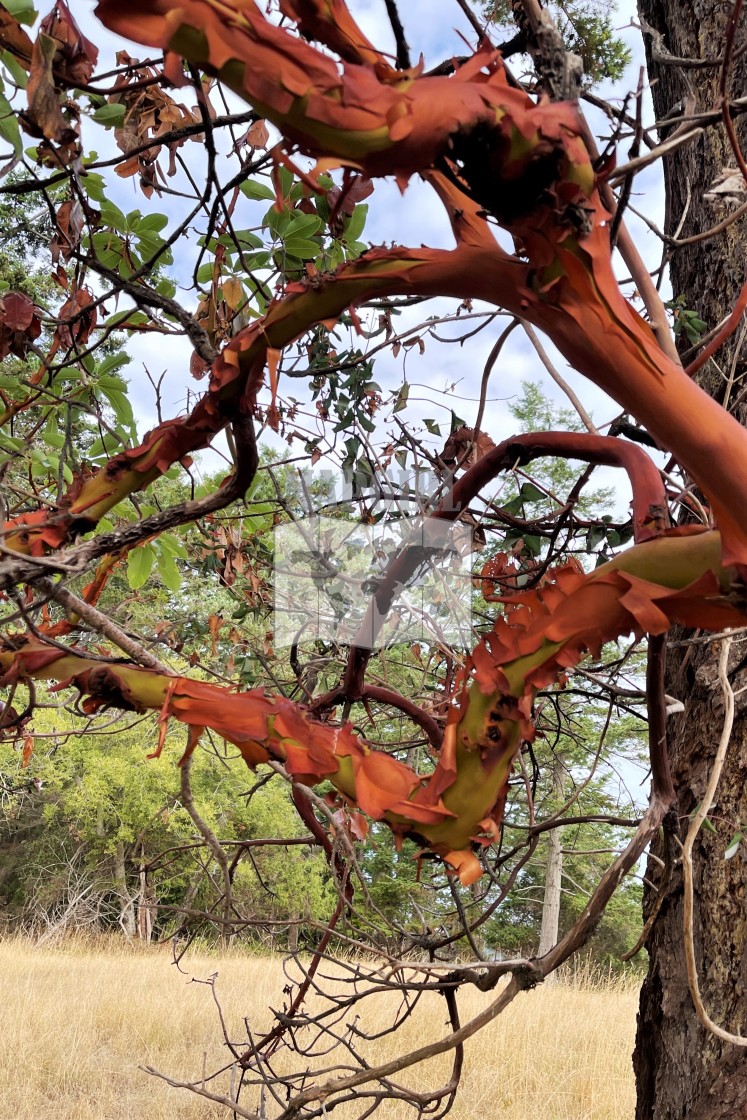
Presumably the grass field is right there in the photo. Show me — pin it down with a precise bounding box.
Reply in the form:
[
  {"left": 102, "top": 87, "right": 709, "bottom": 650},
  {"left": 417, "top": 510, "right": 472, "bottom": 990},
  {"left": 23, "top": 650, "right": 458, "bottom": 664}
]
[{"left": 0, "top": 937, "right": 639, "bottom": 1119}]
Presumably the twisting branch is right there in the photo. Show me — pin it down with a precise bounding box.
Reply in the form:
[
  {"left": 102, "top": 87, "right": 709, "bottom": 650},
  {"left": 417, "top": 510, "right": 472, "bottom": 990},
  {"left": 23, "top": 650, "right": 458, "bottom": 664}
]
[
  {"left": 647, "top": 633, "right": 674, "bottom": 805},
  {"left": 383, "top": 0, "right": 411, "bottom": 69},
  {"left": 520, "top": 322, "right": 599, "bottom": 433}
]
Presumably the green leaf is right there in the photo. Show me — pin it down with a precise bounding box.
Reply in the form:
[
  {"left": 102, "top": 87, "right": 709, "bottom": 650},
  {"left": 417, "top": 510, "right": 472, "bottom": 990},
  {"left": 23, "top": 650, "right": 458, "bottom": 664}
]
[
  {"left": 42, "top": 418, "right": 65, "bottom": 450},
  {"left": 725, "top": 831, "right": 744, "bottom": 859},
  {"left": 156, "top": 546, "right": 181, "bottom": 592},
  {"left": 240, "top": 178, "right": 276, "bottom": 202},
  {"left": 0, "top": 91, "right": 22, "bottom": 155},
  {"left": 691, "top": 804, "right": 718, "bottom": 833},
  {"left": 158, "top": 532, "right": 187, "bottom": 560},
  {"left": 393, "top": 382, "right": 409, "bottom": 413},
  {"left": 286, "top": 212, "right": 323, "bottom": 238},
  {"left": 97, "top": 352, "right": 131, "bottom": 377},
  {"left": 102, "top": 309, "right": 149, "bottom": 330},
  {"left": 0, "top": 48, "right": 28, "bottom": 88},
  {"left": 127, "top": 544, "right": 156, "bottom": 590},
  {"left": 3, "top": 0, "right": 36, "bottom": 24},
  {"left": 91, "top": 230, "right": 124, "bottom": 268},
  {"left": 586, "top": 524, "right": 607, "bottom": 550},
  {"left": 283, "top": 237, "right": 320, "bottom": 259},
  {"left": 0, "top": 432, "right": 25, "bottom": 452},
  {"left": 501, "top": 495, "right": 524, "bottom": 516},
  {"left": 235, "top": 250, "right": 271, "bottom": 270},
  {"left": 99, "top": 200, "right": 127, "bottom": 232},
  {"left": 81, "top": 171, "right": 106, "bottom": 201},
  {"left": 218, "top": 228, "right": 263, "bottom": 251},
  {"left": 276, "top": 166, "right": 293, "bottom": 196},
  {"left": 345, "top": 239, "right": 367, "bottom": 258},
  {"left": 343, "top": 203, "right": 368, "bottom": 244},
  {"left": 99, "top": 384, "right": 135, "bottom": 436},
  {"left": 423, "top": 419, "right": 441, "bottom": 435},
  {"left": 156, "top": 276, "right": 176, "bottom": 297},
  {"left": 520, "top": 482, "right": 546, "bottom": 503},
  {"left": 136, "top": 212, "right": 169, "bottom": 233},
  {"left": 265, "top": 206, "right": 291, "bottom": 239},
  {"left": 87, "top": 433, "right": 123, "bottom": 459},
  {"left": 92, "top": 103, "right": 127, "bottom": 127}
]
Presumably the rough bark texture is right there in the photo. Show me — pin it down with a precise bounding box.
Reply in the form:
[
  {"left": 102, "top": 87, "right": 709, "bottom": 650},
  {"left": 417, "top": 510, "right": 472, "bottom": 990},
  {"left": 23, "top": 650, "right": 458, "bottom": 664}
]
[{"left": 634, "top": 3, "right": 747, "bottom": 1115}]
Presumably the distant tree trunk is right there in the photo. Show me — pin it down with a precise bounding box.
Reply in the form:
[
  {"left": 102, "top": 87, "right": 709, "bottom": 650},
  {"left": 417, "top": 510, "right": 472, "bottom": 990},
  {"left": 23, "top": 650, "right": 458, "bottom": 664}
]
[
  {"left": 113, "top": 841, "right": 136, "bottom": 939},
  {"left": 136, "top": 851, "right": 156, "bottom": 943},
  {"left": 635, "top": 4, "right": 747, "bottom": 1114},
  {"left": 538, "top": 754, "right": 564, "bottom": 984}
]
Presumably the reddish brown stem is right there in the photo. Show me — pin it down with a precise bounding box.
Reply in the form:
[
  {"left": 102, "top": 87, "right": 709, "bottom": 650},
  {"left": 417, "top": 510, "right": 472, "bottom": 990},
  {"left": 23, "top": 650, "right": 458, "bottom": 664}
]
[
  {"left": 647, "top": 633, "right": 674, "bottom": 804},
  {"left": 361, "top": 684, "right": 444, "bottom": 749}
]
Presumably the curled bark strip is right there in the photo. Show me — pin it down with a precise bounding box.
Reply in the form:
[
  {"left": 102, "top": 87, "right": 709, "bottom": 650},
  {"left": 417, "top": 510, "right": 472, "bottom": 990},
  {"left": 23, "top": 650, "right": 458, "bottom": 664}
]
[{"left": 2, "top": 528, "right": 745, "bottom": 885}]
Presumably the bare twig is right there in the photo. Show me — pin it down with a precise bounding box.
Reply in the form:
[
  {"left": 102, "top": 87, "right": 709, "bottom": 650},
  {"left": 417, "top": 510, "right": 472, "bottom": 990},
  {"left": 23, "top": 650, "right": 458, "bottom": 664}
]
[{"left": 520, "top": 321, "right": 599, "bottom": 433}]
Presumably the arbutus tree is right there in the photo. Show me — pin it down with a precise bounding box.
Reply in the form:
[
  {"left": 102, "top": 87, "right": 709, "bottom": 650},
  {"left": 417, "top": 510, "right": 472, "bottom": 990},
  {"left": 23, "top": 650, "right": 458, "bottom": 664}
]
[{"left": 2, "top": 0, "right": 747, "bottom": 1115}]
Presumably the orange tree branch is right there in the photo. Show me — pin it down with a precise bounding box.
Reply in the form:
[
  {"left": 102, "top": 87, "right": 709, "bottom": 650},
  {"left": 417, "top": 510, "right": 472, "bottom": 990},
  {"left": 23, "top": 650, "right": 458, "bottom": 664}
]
[
  {"left": 2, "top": 528, "right": 744, "bottom": 884},
  {"left": 4, "top": 236, "right": 746, "bottom": 573},
  {"left": 2, "top": 245, "right": 524, "bottom": 560},
  {"left": 88, "top": 0, "right": 747, "bottom": 570},
  {"left": 7, "top": 230, "right": 747, "bottom": 577},
  {"left": 360, "top": 684, "right": 445, "bottom": 750}
]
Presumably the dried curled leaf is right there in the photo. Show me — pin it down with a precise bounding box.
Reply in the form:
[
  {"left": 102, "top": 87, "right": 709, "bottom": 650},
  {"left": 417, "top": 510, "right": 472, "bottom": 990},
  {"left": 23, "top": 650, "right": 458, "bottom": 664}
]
[
  {"left": 109, "top": 50, "right": 201, "bottom": 197},
  {"left": 22, "top": 1, "right": 96, "bottom": 160},
  {"left": 0, "top": 291, "right": 42, "bottom": 359}
]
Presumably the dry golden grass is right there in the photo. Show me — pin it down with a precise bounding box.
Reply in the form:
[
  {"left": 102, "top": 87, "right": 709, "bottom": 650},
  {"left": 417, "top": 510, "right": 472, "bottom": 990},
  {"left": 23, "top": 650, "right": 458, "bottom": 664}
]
[{"left": 0, "top": 936, "right": 638, "bottom": 1120}]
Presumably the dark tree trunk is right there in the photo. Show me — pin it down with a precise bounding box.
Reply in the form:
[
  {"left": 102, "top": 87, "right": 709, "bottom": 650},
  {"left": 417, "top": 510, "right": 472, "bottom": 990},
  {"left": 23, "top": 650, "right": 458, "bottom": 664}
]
[{"left": 634, "top": 3, "right": 747, "bottom": 1116}]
